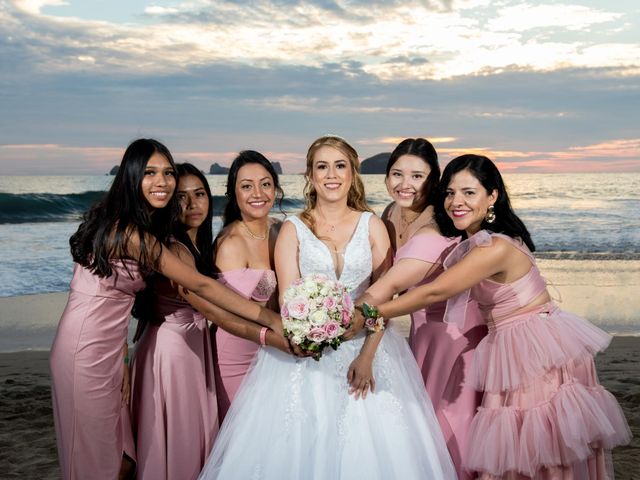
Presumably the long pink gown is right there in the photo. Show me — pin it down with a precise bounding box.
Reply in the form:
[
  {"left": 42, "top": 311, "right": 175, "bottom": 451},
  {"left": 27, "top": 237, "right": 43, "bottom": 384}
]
[
  {"left": 50, "top": 260, "right": 144, "bottom": 480},
  {"left": 129, "top": 246, "right": 219, "bottom": 480},
  {"left": 214, "top": 268, "right": 277, "bottom": 421},
  {"left": 444, "top": 231, "right": 631, "bottom": 479},
  {"left": 396, "top": 233, "right": 487, "bottom": 480}
]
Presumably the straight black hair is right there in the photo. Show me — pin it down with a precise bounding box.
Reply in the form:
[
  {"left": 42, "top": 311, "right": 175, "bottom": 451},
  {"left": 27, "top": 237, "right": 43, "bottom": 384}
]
[{"left": 69, "top": 138, "right": 179, "bottom": 277}]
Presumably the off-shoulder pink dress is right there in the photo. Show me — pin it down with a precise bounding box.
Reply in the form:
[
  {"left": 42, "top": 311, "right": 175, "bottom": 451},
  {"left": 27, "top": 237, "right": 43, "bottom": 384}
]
[
  {"left": 129, "top": 246, "right": 219, "bottom": 480},
  {"left": 444, "top": 231, "right": 630, "bottom": 479},
  {"left": 396, "top": 234, "right": 487, "bottom": 480},
  {"left": 215, "top": 268, "right": 277, "bottom": 421},
  {"left": 50, "top": 260, "right": 144, "bottom": 480}
]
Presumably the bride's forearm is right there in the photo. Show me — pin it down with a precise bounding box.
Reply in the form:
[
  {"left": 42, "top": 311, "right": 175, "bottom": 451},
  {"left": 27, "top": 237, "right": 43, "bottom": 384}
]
[{"left": 359, "top": 331, "right": 384, "bottom": 359}]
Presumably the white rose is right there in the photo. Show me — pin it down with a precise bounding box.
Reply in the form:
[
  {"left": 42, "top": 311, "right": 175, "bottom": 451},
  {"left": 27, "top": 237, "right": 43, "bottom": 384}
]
[{"left": 309, "top": 309, "right": 327, "bottom": 326}]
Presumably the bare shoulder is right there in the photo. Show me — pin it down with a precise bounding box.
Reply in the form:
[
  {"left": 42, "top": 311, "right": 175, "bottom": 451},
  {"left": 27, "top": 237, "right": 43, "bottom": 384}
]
[
  {"left": 168, "top": 241, "right": 195, "bottom": 266},
  {"left": 367, "top": 213, "right": 386, "bottom": 231},
  {"left": 413, "top": 223, "right": 442, "bottom": 238},
  {"left": 367, "top": 213, "right": 390, "bottom": 243},
  {"left": 278, "top": 218, "right": 298, "bottom": 237},
  {"left": 215, "top": 225, "right": 247, "bottom": 268}
]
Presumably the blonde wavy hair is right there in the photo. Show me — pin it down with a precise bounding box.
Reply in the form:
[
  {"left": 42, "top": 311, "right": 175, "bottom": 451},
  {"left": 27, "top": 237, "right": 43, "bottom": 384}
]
[{"left": 301, "top": 135, "right": 372, "bottom": 234}]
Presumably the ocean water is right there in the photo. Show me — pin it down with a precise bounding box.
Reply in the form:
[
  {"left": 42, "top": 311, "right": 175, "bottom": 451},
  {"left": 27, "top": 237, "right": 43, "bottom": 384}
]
[{"left": 1, "top": 173, "right": 639, "bottom": 336}]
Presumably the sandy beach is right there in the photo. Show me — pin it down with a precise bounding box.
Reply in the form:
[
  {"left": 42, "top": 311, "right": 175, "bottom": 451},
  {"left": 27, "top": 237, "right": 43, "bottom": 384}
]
[{"left": 0, "top": 292, "right": 638, "bottom": 479}]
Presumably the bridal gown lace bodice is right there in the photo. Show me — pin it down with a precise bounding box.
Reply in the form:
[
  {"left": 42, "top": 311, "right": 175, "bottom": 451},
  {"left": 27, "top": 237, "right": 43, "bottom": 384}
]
[
  {"left": 290, "top": 213, "right": 372, "bottom": 300},
  {"left": 198, "top": 212, "right": 456, "bottom": 480}
]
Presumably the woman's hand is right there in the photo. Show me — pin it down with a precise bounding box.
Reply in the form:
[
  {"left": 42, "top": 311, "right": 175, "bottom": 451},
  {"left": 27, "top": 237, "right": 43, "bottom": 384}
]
[
  {"left": 265, "top": 329, "right": 292, "bottom": 354},
  {"left": 347, "top": 352, "right": 375, "bottom": 400},
  {"left": 265, "top": 310, "right": 286, "bottom": 339},
  {"left": 342, "top": 307, "right": 365, "bottom": 341}
]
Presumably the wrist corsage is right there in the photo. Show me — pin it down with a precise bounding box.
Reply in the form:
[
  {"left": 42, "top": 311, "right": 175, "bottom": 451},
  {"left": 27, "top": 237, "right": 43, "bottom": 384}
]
[{"left": 361, "top": 302, "right": 385, "bottom": 333}]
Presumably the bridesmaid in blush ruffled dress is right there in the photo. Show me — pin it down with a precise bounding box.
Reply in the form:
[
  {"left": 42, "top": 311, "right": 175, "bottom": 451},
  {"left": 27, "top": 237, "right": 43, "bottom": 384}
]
[
  {"left": 364, "top": 138, "right": 487, "bottom": 479},
  {"left": 370, "top": 154, "right": 631, "bottom": 479},
  {"left": 212, "top": 151, "right": 283, "bottom": 421},
  {"left": 50, "top": 140, "right": 285, "bottom": 480}
]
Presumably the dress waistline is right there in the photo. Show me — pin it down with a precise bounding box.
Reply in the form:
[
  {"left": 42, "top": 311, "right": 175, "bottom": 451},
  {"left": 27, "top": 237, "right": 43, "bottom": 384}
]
[{"left": 486, "top": 301, "right": 558, "bottom": 331}]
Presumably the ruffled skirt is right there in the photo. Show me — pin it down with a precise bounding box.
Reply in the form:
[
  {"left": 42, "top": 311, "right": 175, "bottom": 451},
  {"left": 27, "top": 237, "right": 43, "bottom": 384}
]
[
  {"left": 465, "top": 304, "right": 631, "bottom": 479},
  {"left": 198, "top": 325, "right": 456, "bottom": 479}
]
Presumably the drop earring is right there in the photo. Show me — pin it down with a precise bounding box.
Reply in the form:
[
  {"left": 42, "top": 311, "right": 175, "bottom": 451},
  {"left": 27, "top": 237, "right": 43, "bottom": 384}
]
[{"left": 485, "top": 205, "right": 496, "bottom": 224}]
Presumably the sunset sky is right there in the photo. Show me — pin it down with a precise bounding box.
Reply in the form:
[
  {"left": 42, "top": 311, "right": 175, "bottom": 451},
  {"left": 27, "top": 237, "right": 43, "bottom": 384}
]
[{"left": 1, "top": 0, "right": 639, "bottom": 174}]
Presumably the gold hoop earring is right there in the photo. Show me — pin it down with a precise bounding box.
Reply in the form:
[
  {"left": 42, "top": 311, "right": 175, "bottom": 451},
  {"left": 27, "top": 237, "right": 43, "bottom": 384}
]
[{"left": 485, "top": 205, "right": 496, "bottom": 224}]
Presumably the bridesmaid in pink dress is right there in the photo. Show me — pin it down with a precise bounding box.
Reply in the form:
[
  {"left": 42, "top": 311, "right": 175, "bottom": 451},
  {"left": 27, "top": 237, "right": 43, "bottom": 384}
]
[
  {"left": 213, "top": 150, "right": 282, "bottom": 421},
  {"left": 368, "top": 154, "right": 631, "bottom": 479},
  {"left": 371, "top": 138, "right": 486, "bottom": 479},
  {"left": 129, "top": 163, "right": 219, "bottom": 480},
  {"left": 50, "top": 140, "right": 285, "bottom": 480}
]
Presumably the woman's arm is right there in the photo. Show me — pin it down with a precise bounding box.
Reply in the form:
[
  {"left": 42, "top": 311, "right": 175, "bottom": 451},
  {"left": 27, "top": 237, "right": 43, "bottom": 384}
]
[
  {"left": 347, "top": 215, "right": 392, "bottom": 399},
  {"left": 185, "top": 293, "right": 290, "bottom": 353},
  {"left": 377, "top": 239, "right": 509, "bottom": 319},
  {"left": 129, "top": 232, "right": 280, "bottom": 328},
  {"left": 274, "top": 221, "right": 301, "bottom": 305}
]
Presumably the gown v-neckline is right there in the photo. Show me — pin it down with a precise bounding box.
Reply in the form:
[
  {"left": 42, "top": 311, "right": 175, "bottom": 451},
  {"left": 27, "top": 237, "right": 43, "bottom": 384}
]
[{"left": 298, "top": 212, "right": 364, "bottom": 281}]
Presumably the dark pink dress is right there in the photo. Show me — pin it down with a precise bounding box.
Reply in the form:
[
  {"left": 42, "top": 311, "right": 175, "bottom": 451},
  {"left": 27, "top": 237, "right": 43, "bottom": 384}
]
[
  {"left": 444, "top": 231, "right": 631, "bottom": 479},
  {"left": 214, "top": 268, "right": 277, "bottom": 421},
  {"left": 50, "top": 260, "right": 144, "bottom": 480},
  {"left": 396, "top": 233, "right": 487, "bottom": 480},
  {"left": 129, "top": 245, "right": 219, "bottom": 480}
]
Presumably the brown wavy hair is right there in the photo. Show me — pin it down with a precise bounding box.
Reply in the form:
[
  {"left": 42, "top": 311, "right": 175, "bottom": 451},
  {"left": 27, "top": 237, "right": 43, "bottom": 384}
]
[{"left": 301, "top": 135, "right": 372, "bottom": 234}]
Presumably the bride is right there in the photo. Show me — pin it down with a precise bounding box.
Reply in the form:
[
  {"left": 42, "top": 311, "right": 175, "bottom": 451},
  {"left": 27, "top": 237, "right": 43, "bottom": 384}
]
[{"left": 198, "top": 136, "right": 456, "bottom": 479}]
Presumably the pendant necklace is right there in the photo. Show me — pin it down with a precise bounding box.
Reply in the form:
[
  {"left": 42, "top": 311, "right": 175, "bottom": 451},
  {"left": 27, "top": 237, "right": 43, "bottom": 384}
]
[{"left": 398, "top": 210, "right": 420, "bottom": 239}]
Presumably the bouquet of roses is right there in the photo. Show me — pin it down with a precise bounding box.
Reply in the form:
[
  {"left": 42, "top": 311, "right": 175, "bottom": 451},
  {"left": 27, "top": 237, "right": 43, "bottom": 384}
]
[{"left": 281, "top": 274, "right": 354, "bottom": 360}]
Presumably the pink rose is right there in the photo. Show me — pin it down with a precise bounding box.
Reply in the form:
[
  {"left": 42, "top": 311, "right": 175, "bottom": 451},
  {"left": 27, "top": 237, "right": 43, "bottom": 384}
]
[
  {"left": 308, "top": 327, "right": 328, "bottom": 343},
  {"left": 324, "top": 322, "right": 340, "bottom": 339},
  {"left": 341, "top": 309, "right": 352, "bottom": 327},
  {"left": 281, "top": 305, "right": 289, "bottom": 318},
  {"left": 364, "top": 317, "right": 376, "bottom": 329},
  {"left": 342, "top": 293, "right": 353, "bottom": 311},
  {"left": 323, "top": 296, "right": 337, "bottom": 310},
  {"left": 287, "top": 297, "right": 310, "bottom": 320}
]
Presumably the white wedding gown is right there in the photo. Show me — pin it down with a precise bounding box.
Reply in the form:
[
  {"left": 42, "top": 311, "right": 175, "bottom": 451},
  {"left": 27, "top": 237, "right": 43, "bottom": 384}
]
[{"left": 199, "top": 213, "right": 456, "bottom": 479}]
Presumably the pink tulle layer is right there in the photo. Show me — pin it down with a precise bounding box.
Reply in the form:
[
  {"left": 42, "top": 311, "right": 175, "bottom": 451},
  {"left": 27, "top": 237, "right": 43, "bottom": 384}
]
[
  {"left": 470, "top": 306, "right": 612, "bottom": 393},
  {"left": 466, "top": 381, "right": 631, "bottom": 477}
]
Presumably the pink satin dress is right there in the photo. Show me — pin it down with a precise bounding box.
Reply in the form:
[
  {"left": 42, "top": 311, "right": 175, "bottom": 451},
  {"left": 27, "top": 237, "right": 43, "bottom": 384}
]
[
  {"left": 50, "top": 260, "right": 144, "bottom": 480},
  {"left": 129, "top": 251, "right": 219, "bottom": 480},
  {"left": 444, "top": 231, "right": 631, "bottom": 479},
  {"left": 215, "top": 268, "right": 277, "bottom": 421},
  {"left": 396, "top": 234, "right": 487, "bottom": 480}
]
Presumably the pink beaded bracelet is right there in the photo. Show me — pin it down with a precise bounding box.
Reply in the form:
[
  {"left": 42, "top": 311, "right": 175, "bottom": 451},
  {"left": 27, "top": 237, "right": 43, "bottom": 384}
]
[{"left": 259, "top": 327, "right": 268, "bottom": 346}]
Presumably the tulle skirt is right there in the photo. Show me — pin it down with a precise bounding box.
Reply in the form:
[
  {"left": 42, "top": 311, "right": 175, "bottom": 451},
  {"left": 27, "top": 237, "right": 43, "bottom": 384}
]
[
  {"left": 465, "top": 303, "right": 631, "bottom": 479},
  {"left": 199, "top": 324, "right": 456, "bottom": 479}
]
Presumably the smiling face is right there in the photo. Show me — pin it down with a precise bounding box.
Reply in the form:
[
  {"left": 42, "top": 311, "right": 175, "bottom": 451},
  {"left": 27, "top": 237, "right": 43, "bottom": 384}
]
[
  {"left": 234, "top": 163, "right": 275, "bottom": 221},
  {"left": 444, "top": 168, "right": 497, "bottom": 235},
  {"left": 309, "top": 146, "right": 353, "bottom": 204},
  {"left": 177, "top": 174, "right": 209, "bottom": 230},
  {"left": 140, "top": 152, "right": 176, "bottom": 210},
  {"left": 385, "top": 154, "right": 431, "bottom": 208}
]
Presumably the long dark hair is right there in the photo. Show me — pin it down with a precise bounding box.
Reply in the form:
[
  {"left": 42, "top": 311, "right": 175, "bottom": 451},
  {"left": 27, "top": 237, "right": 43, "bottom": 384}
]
[
  {"left": 172, "top": 163, "right": 215, "bottom": 276},
  {"left": 386, "top": 137, "right": 440, "bottom": 212},
  {"left": 132, "top": 163, "right": 213, "bottom": 332},
  {"left": 435, "top": 154, "right": 535, "bottom": 251},
  {"left": 221, "top": 150, "right": 284, "bottom": 227},
  {"left": 69, "top": 138, "right": 179, "bottom": 277}
]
